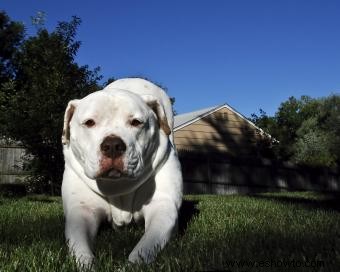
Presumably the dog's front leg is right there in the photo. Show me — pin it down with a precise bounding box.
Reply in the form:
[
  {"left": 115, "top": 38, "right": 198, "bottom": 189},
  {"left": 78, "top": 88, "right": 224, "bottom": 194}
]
[
  {"left": 128, "top": 199, "right": 178, "bottom": 263},
  {"left": 65, "top": 206, "right": 103, "bottom": 269}
]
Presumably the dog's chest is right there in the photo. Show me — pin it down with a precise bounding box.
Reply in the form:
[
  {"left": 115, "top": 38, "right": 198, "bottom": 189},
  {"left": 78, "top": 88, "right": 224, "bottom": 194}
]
[{"left": 108, "top": 194, "right": 142, "bottom": 227}]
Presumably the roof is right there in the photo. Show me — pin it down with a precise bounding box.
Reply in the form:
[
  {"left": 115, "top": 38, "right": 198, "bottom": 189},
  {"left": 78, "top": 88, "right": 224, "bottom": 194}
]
[
  {"left": 174, "top": 103, "right": 273, "bottom": 140},
  {"left": 174, "top": 105, "right": 220, "bottom": 129}
]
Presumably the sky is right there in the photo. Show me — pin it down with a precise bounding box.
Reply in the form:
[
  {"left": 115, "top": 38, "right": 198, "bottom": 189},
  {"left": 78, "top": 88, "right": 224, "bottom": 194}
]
[{"left": 2, "top": 0, "right": 340, "bottom": 117}]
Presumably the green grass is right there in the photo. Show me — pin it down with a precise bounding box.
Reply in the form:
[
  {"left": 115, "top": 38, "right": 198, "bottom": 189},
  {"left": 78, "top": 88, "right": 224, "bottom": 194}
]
[{"left": 1, "top": 192, "right": 340, "bottom": 271}]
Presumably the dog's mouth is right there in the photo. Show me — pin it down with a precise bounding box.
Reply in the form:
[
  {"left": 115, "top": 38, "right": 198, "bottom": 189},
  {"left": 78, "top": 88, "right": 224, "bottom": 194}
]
[
  {"left": 99, "top": 167, "right": 124, "bottom": 179},
  {"left": 97, "top": 156, "right": 127, "bottom": 179}
]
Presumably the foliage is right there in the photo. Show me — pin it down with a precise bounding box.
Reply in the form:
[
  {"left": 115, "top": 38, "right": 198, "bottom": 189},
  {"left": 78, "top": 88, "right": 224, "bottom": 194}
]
[
  {"left": 0, "top": 11, "right": 25, "bottom": 113},
  {"left": 103, "top": 76, "right": 116, "bottom": 87},
  {"left": 30, "top": 11, "right": 46, "bottom": 29},
  {"left": 0, "top": 12, "right": 102, "bottom": 193},
  {"left": 0, "top": 11, "right": 25, "bottom": 84},
  {"left": 251, "top": 95, "right": 340, "bottom": 168},
  {"left": 293, "top": 118, "right": 336, "bottom": 167},
  {"left": 0, "top": 192, "right": 339, "bottom": 271}
]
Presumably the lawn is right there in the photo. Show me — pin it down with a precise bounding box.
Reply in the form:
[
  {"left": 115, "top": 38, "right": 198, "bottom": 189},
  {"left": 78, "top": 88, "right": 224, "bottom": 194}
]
[{"left": 0, "top": 191, "right": 340, "bottom": 271}]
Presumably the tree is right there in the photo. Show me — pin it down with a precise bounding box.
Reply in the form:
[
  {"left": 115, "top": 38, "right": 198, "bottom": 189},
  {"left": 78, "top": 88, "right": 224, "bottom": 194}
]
[
  {"left": 1, "top": 14, "right": 102, "bottom": 193},
  {"left": 0, "top": 12, "right": 25, "bottom": 129},
  {"left": 0, "top": 11, "right": 24, "bottom": 84},
  {"left": 250, "top": 109, "right": 278, "bottom": 138},
  {"left": 318, "top": 95, "right": 340, "bottom": 166},
  {"left": 293, "top": 117, "right": 336, "bottom": 167},
  {"left": 251, "top": 95, "right": 340, "bottom": 168}
]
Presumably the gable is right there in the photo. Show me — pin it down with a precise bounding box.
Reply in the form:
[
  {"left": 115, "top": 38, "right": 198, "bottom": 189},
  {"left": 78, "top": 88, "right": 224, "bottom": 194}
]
[{"left": 174, "top": 107, "right": 267, "bottom": 156}]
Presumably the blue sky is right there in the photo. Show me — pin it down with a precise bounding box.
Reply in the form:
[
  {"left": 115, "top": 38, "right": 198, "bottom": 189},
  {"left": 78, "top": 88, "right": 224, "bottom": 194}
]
[{"left": 2, "top": 0, "right": 340, "bottom": 117}]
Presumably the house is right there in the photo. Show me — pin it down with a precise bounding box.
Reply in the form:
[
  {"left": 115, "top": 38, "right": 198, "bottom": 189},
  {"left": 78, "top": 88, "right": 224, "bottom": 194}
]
[
  {"left": 173, "top": 103, "right": 276, "bottom": 194},
  {"left": 173, "top": 103, "right": 271, "bottom": 157}
]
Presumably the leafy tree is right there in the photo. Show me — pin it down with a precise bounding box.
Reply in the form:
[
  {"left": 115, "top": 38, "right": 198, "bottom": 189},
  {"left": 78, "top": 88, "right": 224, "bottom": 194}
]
[
  {"left": 318, "top": 95, "right": 340, "bottom": 165},
  {"left": 293, "top": 117, "right": 336, "bottom": 167},
  {"left": 250, "top": 109, "right": 278, "bottom": 138},
  {"left": 0, "top": 11, "right": 25, "bottom": 124},
  {"left": 0, "top": 11, "right": 25, "bottom": 83},
  {"left": 250, "top": 109, "right": 279, "bottom": 158},
  {"left": 274, "top": 96, "right": 318, "bottom": 159},
  {"left": 251, "top": 95, "right": 340, "bottom": 168},
  {"left": 1, "top": 14, "right": 102, "bottom": 193},
  {"left": 30, "top": 11, "right": 46, "bottom": 29}
]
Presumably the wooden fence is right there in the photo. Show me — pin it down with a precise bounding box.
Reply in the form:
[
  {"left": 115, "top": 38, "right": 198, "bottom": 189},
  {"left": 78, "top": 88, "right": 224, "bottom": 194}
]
[
  {"left": 179, "top": 152, "right": 340, "bottom": 194},
  {"left": 1, "top": 145, "right": 339, "bottom": 195},
  {"left": 0, "top": 145, "right": 29, "bottom": 184}
]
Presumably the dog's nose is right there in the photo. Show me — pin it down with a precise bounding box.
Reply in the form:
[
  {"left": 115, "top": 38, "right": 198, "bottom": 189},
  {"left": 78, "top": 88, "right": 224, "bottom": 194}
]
[{"left": 100, "top": 135, "right": 126, "bottom": 158}]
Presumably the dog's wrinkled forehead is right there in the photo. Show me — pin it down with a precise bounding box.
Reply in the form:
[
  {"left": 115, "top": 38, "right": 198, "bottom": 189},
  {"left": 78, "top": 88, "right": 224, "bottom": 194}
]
[
  {"left": 62, "top": 88, "right": 171, "bottom": 145},
  {"left": 76, "top": 90, "right": 148, "bottom": 120}
]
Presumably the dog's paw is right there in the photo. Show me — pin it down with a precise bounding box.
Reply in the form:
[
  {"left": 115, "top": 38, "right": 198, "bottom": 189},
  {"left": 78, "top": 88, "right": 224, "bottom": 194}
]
[
  {"left": 128, "top": 248, "right": 155, "bottom": 264},
  {"left": 128, "top": 250, "right": 143, "bottom": 264},
  {"left": 75, "top": 253, "right": 95, "bottom": 271}
]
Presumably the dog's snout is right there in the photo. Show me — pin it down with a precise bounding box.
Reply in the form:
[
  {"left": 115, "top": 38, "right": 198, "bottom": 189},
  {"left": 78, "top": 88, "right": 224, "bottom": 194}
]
[{"left": 100, "top": 135, "right": 126, "bottom": 158}]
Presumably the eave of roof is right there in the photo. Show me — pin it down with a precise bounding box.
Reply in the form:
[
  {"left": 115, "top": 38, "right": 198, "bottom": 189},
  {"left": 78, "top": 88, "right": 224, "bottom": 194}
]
[{"left": 174, "top": 104, "right": 221, "bottom": 129}]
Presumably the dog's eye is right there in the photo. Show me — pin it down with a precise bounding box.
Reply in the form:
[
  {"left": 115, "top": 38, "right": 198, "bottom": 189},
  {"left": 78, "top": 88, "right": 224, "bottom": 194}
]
[
  {"left": 84, "top": 119, "right": 96, "bottom": 128},
  {"left": 130, "top": 119, "right": 143, "bottom": 127}
]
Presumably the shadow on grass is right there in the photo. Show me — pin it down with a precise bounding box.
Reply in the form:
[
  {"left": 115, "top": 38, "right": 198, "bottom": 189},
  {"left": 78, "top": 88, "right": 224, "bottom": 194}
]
[
  {"left": 249, "top": 192, "right": 340, "bottom": 212},
  {"left": 194, "top": 230, "right": 337, "bottom": 271},
  {"left": 0, "top": 216, "right": 64, "bottom": 247},
  {"left": 178, "top": 199, "right": 200, "bottom": 236},
  {"left": 0, "top": 196, "right": 64, "bottom": 247}
]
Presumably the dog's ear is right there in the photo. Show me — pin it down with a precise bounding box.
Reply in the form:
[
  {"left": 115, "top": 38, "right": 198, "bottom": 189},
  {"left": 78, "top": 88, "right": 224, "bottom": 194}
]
[
  {"left": 62, "top": 99, "right": 79, "bottom": 145},
  {"left": 142, "top": 95, "right": 171, "bottom": 136}
]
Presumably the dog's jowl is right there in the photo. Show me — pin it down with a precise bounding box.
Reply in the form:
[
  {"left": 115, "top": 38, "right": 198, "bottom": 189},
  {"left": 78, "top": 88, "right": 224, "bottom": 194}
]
[{"left": 61, "top": 78, "right": 183, "bottom": 267}]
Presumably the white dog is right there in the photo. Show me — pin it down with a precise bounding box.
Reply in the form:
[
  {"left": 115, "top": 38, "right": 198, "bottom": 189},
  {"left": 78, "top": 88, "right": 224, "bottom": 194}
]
[{"left": 61, "top": 78, "right": 183, "bottom": 268}]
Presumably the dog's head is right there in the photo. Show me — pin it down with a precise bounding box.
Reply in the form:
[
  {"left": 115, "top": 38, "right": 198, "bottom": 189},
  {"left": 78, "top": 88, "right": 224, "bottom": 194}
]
[{"left": 62, "top": 89, "right": 171, "bottom": 190}]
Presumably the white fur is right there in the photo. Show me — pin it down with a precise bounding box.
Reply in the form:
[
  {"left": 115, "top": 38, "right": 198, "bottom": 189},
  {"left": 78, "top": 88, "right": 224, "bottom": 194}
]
[
  {"left": 62, "top": 78, "right": 183, "bottom": 268},
  {"left": 104, "top": 78, "right": 175, "bottom": 144}
]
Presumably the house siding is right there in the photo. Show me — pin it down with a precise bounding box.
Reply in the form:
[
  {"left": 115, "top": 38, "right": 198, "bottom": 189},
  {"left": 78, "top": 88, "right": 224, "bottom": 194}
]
[{"left": 174, "top": 107, "right": 263, "bottom": 156}]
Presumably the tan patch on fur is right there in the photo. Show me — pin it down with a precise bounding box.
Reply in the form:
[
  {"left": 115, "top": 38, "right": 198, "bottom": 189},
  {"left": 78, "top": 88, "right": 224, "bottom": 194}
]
[
  {"left": 147, "top": 101, "right": 171, "bottom": 135},
  {"left": 160, "top": 118, "right": 171, "bottom": 135},
  {"left": 62, "top": 103, "right": 76, "bottom": 144}
]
